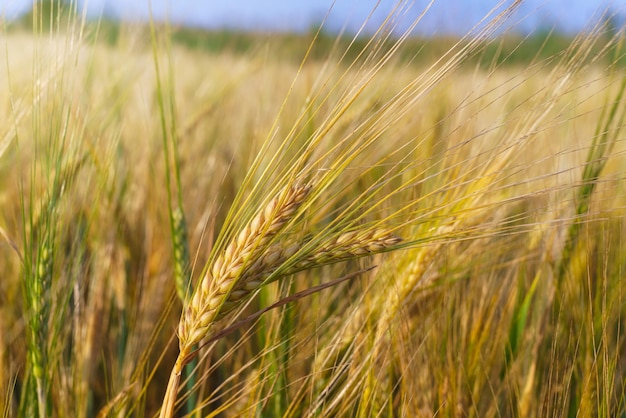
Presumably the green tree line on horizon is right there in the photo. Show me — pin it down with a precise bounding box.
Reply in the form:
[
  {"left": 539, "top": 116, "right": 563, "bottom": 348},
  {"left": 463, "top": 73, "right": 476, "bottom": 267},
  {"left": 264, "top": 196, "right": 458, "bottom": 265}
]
[{"left": 4, "top": 0, "right": 624, "bottom": 68}]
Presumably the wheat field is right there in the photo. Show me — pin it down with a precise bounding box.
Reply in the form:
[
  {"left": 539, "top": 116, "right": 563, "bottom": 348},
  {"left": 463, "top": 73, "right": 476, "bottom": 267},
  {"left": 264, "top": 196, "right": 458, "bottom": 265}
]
[{"left": 1, "top": 1, "right": 626, "bottom": 417}]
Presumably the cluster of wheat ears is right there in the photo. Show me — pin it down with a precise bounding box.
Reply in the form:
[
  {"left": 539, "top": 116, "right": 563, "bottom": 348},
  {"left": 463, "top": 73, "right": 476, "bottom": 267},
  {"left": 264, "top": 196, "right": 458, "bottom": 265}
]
[
  {"left": 160, "top": 182, "right": 401, "bottom": 417},
  {"left": 2, "top": 0, "right": 626, "bottom": 416}
]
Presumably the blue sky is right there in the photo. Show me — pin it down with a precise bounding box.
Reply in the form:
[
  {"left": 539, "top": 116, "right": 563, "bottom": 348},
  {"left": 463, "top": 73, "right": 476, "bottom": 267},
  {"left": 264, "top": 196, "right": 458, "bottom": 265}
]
[{"left": 0, "top": 0, "right": 623, "bottom": 35}]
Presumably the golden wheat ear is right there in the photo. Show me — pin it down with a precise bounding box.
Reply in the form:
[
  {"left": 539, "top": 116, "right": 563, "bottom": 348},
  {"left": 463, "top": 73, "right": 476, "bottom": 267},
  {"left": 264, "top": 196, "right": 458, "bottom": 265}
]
[
  {"left": 178, "top": 184, "right": 311, "bottom": 355},
  {"left": 159, "top": 184, "right": 311, "bottom": 418},
  {"left": 159, "top": 176, "right": 403, "bottom": 416}
]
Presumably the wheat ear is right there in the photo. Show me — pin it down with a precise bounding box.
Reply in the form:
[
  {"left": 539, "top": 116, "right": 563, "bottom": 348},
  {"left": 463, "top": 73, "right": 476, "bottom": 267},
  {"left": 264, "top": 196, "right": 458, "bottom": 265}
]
[
  {"left": 213, "top": 228, "right": 402, "bottom": 317},
  {"left": 159, "top": 184, "right": 310, "bottom": 418},
  {"left": 160, "top": 184, "right": 404, "bottom": 417},
  {"left": 172, "top": 207, "right": 191, "bottom": 303},
  {"left": 178, "top": 184, "right": 311, "bottom": 353}
]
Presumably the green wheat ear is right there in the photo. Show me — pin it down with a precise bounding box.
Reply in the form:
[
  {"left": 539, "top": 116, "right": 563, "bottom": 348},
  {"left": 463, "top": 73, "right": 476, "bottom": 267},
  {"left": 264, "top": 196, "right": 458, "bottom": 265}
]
[
  {"left": 172, "top": 206, "right": 192, "bottom": 303},
  {"left": 29, "top": 233, "right": 53, "bottom": 379}
]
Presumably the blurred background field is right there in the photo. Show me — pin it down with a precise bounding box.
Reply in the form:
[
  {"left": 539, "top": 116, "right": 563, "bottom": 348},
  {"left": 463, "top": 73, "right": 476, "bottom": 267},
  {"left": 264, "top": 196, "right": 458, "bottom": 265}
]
[{"left": 1, "top": 1, "right": 626, "bottom": 417}]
